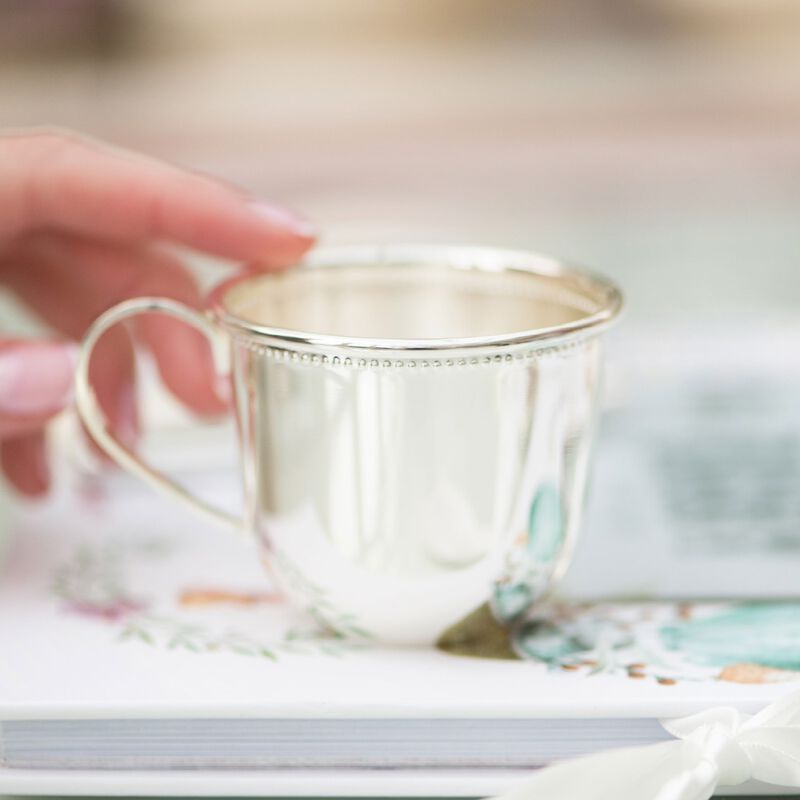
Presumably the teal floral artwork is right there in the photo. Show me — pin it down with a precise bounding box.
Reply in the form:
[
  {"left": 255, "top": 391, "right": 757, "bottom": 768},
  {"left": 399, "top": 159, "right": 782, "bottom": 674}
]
[
  {"left": 660, "top": 603, "right": 800, "bottom": 671},
  {"left": 526, "top": 483, "right": 564, "bottom": 563},
  {"left": 509, "top": 621, "right": 587, "bottom": 663},
  {"left": 51, "top": 538, "right": 368, "bottom": 660},
  {"left": 54, "top": 536, "right": 800, "bottom": 684},
  {"left": 492, "top": 581, "right": 536, "bottom": 623},
  {"left": 492, "top": 483, "right": 565, "bottom": 622},
  {"left": 512, "top": 602, "right": 800, "bottom": 685},
  {"left": 269, "top": 546, "right": 374, "bottom": 641}
]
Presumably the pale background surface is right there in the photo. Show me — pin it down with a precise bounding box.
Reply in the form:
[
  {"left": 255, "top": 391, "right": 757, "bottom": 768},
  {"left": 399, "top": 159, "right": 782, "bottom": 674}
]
[
  {"left": 2, "top": 0, "right": 800, "bottom": 328},
  {"left": 2, "top": 0, "right": 800, "bottom": 434}
]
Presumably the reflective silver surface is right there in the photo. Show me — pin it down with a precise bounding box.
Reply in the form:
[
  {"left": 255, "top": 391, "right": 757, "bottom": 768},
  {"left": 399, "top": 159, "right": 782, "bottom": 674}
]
[
  {"left": 224, "top": 245, "right": 622, "bottom": 644},
  {"left": 77, "top": 245, "right": 621, "bottom": 645}
]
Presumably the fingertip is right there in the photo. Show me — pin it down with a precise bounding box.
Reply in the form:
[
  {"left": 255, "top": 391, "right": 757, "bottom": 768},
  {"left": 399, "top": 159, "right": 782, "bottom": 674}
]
[
  {"left": 154, "top": 182, "right": 318, "bottom": 266},
  {"left": 240, "top": 238, "right": 315, "bottom": 272},
  {"left": 162, "top": 358, "right": 230, "bottom": 419},
  {"left": 247, "top": 202, "right": 318, "bottom": 242},
  {"left": 139, "top": 313, "right": 229, "bottom": 418},
  {"left": 231, "top": 202, "right": 317, "bottom": 269},
  {"left": 0, "top": 339, "right": 78, "bottom": 419}
]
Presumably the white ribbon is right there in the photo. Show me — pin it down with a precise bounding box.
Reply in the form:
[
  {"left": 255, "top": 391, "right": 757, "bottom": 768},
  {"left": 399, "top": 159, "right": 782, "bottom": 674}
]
[{"left": 493, "top": 690, "right": 800, "bottom": 800}]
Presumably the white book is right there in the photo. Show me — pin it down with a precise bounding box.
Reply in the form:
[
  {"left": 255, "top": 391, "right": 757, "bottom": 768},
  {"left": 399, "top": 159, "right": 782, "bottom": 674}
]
[
  {"left": 2, "top": 323, "right": 800, "bottom": 796},
  {"left": 0, "top": 470, "right": 797, "bottom": 796}
]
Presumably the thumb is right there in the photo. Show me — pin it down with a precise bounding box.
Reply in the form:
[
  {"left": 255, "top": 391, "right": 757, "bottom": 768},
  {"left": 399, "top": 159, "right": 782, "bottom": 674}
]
[{"left": 0, "top": 339, "right": 77, "bottom": 438}]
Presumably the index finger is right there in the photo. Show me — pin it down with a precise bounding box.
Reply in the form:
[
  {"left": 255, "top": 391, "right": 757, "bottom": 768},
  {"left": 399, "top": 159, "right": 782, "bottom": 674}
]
[{"left": 0, "top": 130, "right": 316, "bottom": 266}]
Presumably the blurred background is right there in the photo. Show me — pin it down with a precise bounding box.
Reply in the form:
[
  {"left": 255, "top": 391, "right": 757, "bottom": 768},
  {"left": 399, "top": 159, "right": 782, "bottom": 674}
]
[
  {"left": 2, "top": 0, "right": 800, "bottom": 586},
  {"left": 2, "top": 0, "right": 800, "bottom": 327}
]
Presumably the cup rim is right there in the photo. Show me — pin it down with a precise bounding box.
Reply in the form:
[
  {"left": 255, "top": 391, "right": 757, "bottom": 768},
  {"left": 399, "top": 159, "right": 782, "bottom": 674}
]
[{"left": 208, "top": 244, "right": 623, "bottom": 354}]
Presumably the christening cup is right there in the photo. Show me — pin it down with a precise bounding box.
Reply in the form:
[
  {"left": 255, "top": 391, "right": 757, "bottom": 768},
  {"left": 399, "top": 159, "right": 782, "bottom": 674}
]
[{"left": 75, "top": 245, "right": 622, "bottom": 644}]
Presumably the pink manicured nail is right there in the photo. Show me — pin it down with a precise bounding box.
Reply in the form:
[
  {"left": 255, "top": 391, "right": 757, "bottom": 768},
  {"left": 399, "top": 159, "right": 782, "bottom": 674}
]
[
  {"left": 249, "top": 201, "right": 317, "bottom": 240},
  {"left": 0, "top": 341, "right": 78, "bottom": 418}
]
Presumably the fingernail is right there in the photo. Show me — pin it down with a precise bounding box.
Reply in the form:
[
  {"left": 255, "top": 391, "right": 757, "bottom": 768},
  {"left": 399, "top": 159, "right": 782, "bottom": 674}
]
[
  {"left": 0, "top": 341, "right": 78, "bottom": 418},
  {"left": 249, "top": 201, "right": 317, "bottom": 240},
  {"left": 115, "top": 382, "right": 139, "bottom": 450}
]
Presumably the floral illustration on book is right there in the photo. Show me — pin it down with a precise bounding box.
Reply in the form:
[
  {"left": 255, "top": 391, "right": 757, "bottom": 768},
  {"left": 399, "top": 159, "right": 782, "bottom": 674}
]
[
  {"left": 491, "top": 483, "right": 565, "bottom": 624},
  {"left": 51, "top": 537, "right": 368, "bottom": 660},
  {"left": 439, "top": 599, "right": 800, "bottom": 685},
  {"left": 52, "top": 536, "right": 800, "bottom": 680},
  {"left": 267, "top": 545, "right": 374, "bottom": 641}
]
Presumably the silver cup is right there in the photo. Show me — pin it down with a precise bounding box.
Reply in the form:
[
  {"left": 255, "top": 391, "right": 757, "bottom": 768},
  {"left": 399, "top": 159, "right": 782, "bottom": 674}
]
[{"left": 76, "top": 245, "right": 622, "bottom": 644}]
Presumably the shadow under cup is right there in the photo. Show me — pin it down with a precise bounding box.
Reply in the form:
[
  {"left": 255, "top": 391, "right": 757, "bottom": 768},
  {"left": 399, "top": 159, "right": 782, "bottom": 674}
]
[
  {"left": 213, "top": 246, "right": 622, "bottom": 645},
  {"left": 77, "top": 245, "right": 622, "bottom": 646}
]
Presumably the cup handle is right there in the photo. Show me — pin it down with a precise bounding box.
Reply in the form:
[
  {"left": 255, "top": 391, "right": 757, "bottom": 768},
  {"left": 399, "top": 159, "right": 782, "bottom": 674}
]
[{"left": 74, "top": 297, "right": 243, "bottom": 534}]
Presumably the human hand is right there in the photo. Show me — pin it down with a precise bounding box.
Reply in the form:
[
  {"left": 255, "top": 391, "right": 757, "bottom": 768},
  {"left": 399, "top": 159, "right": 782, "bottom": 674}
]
[{"left": 0, "top": 130, "right": 315, "bottom": 496}]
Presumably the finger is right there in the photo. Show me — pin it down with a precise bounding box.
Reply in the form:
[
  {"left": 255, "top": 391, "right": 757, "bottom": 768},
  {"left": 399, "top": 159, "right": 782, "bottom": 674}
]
[
  {"left": 0, "top": 340, "right": 76, "bottom": 439},
  {"left": 1, "top": 233, "right": 227, "bottom": 417},
  {"left": 1, "top": 430, "right": 49, "bottom": 497},
  {"left": 0, "top": 130, "right": 316, "bottom": 266},
  {"left": 0, "top": 244, "right": 138, "bottom": 455},
  {"left": 88, "top": 326, "right": 138, "bottom": 453}
]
